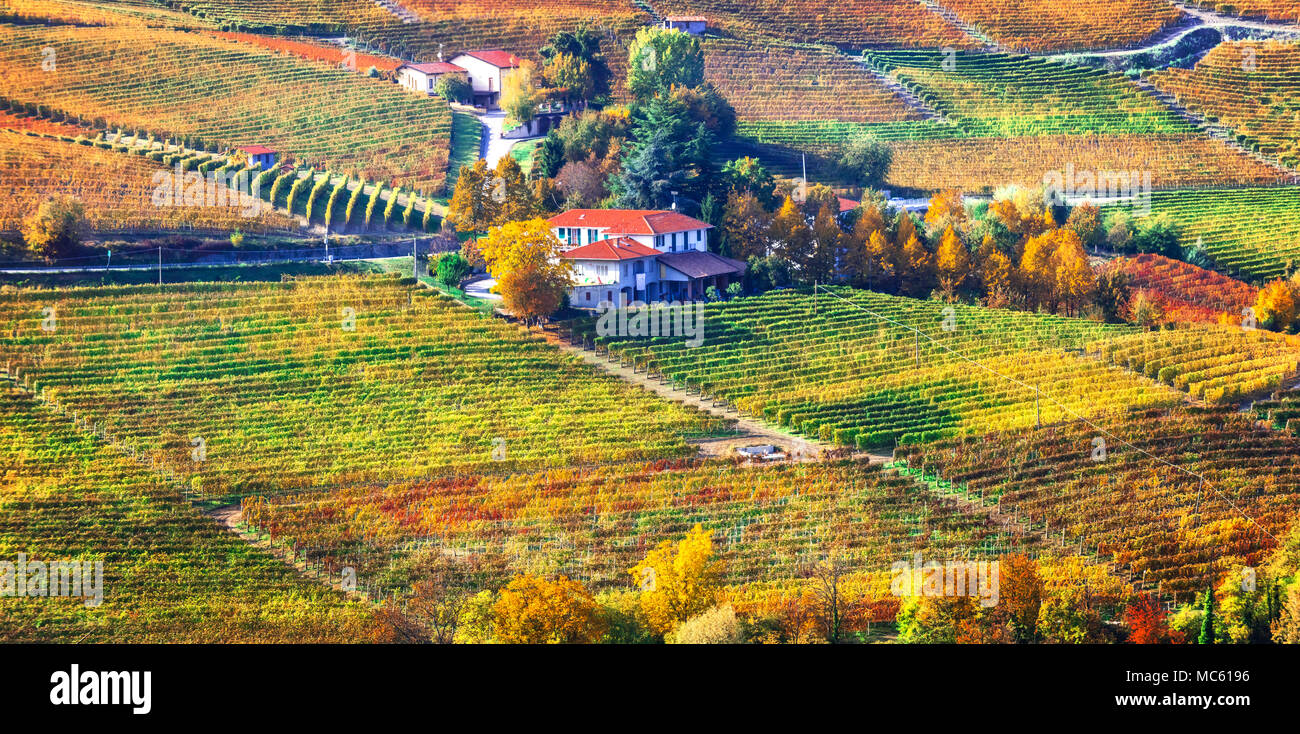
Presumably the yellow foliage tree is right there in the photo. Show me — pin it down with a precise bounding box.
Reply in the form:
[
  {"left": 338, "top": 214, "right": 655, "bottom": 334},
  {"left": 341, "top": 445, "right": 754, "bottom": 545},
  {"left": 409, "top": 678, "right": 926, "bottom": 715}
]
[
  {"left": 1255, "top": 279, "right": 1300, "bottom": 331},
  {"left": 899, "top": 233, "right": 934, "bottom": 297},
  {"left": 923, "top": 188, "right": 966, "bottom": 235},
  {"left": 475, "top": 218, "right": 574, "bottom": 324},
  {"left": 768, "top": 195, "right": 812, "bottom": 269},
  {"left": 446, "top": 158, "right": 500, "bottom": 247},
  {"left": 1052, "top": 229, "right": 1096, "bottom": 316},
  {"left": 630, "top": 523, "right": 725, "bottom": 636},
  {"left": 492, "top": 574, "right": 606, "bottom": 644},
  {"left": 935, "top": 225, "right": 970, "bottom": 295}
]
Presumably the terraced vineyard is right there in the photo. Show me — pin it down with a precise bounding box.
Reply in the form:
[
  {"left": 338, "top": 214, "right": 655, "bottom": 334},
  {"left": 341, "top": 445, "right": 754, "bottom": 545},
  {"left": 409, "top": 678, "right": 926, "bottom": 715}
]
[
  {"left": 934, "top": 0, "right": 1184, "bottom": 52},
  {"left": 0, "top": 388, "right": 371, "bottom": 642},
  {"left": 897, "top": 406, "right": 1300, "bottom": 595},
  {"left": 1089, "top": 325, "right": 1300, "bottom": 403},
  {"left": 703, "top": 38, "right": 924, "bottom": 124},
  {"left": 864, "top": 50, "right": 1192, "bottom": 137},
  {"left": 0, "top": 23, "right": 453, "bottom": 191},
  {"left": 0, "top": 277, "right": 732, "bottom": 499},
  {"left": 1109, "top": 254, "right": 1259, "bottom": 326},
  {"left": 886, "top": 133, "right": 1285, "bottom": 193},
  {"left": 167, "top": 0, "right": 399, "bottom": 33},
  {"left": 1195, "top": 0, "right": 1300, "bottom": 23},
  {"left": 571, "top": 288, "right": 1188, "bottom": 449},
  {"left": 1148, "top": 39, "right": 1300, "bottom": 167},
  {"left": 652, "top": 0, "right": 979, "bottom": 48},
  {"left": 0, "top": 129, "right": 295, "bottom": 233},
  {"left": 0, "top": 0, "right": 215, "bottom": 28},
  {"left": 241, "top": 458, "right": 1028, "bottom": 595},
  {"left": 1111, "top": 187, "right": 1300, "bottom": 281}
]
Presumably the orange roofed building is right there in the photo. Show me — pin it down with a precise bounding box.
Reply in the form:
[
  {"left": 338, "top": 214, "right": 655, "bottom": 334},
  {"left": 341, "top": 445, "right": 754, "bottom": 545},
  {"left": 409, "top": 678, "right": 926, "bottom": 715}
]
[{"left": 547, "top": 209, "right": 743, "bottom": 306}]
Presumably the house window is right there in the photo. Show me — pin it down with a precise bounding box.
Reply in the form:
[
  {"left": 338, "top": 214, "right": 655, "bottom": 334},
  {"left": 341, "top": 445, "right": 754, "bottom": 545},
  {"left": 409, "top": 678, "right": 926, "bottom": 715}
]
[
  {"left": 654, "top": 234, "right": 664, "bottom": 249},
  {"left": 695, "top": 229, "right": 702, "bottom": 243},
  {"left": 587, "top": 228, "right": 597, "bottom": 243},
  {"left": 586, "top": 291, "right": 592, "bottom": 302},
  {"left": 567, "top": 228, "right": 579, "bottom": 243}
]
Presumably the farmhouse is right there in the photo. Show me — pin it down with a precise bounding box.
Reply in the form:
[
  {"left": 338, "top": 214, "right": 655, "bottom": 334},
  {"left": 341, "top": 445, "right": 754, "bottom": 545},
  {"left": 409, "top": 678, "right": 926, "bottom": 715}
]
[
  {"left": 662, "top": 15, "right": 707, "bottom": 35},
  {"left": 396, "top": 61, "right": 468, "bottom": 96},
  {"left": 236, "top": 145, "right": 278, "bottom": 170},
  {"left": 550, "top": 209, "right": 744, "bottom": 306},
  {"left": 447, "top": 49, "right": 522, "bottom": 109}
]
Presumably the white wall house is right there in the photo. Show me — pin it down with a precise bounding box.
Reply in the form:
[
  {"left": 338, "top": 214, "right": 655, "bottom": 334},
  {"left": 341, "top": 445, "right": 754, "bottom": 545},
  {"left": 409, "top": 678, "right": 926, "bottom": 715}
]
[
  {"left": 548, "top": 209, "right": 711, "bottom": 254},
  {"left": 396, "top": 62, "right": 468, "bottom": 96},
  {"left": 447, "top": 50, "right": 522, "bottom": 109},
  {"left": 549, "top": 209, "right": 744, "bottom": 306},
  {"left": 661, "top": 15, "right": 707, "bottom": 35}
]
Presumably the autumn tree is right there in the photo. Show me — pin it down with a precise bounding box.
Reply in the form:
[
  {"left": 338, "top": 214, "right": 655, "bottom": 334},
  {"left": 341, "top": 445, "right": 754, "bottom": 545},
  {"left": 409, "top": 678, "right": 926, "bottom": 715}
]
[
  {"left": 1065, "top": 202, "right": 1103, "bottom": 250},
  {"left": 1125, "top": 595, "right": 1179, "bottom": 644},
  {"left": 898, "top": 232, "right": 934, "bottom": 297},
  {"left": 24, "top": 195, "right": 86, "bottom": 262},
  {"left": 1052, "top": 229, "right": 1097, "bottom": 316},
  {"left": 935, "top": 225, "right": 970, "bottom": 296},
  {"left": 924, "top": 189, "right": 967, "bottom": 237},
  {"left": 500, "top": 60, "right": 541, "bottom": 127},
  {"left": 1254, "top": 278, "right": 1300, "bottom": 332},
  {"left": 768, "top": 195, "right": 813, "bottom": 271},
  {"left": 492, "top": 155, "right": 534, "bottom": 225},
  {"left": 446, "top": 159, "right": 500, "bottom": 246},
  {"left": 804, "top": 554, "right": 862, "bottom": 643},
  {"left": 721, "top": 191, "right": 772, "bottom": 261},
  {"left": 492, "top": 574, "right": 606, "bottom": 644},
  {"left": 475, "top": 218, "right": 574, "bottom": 324},
  {"left": 1000, "top": 553, "right": 1044, "bottom": 643},
  {"left": 865, "top": 229, "right": 899, "bottom": 291},
  {"left": 630, "top": 523, "right": 725, "bottom": 637},
  {"left": 976, "top": 234, "right": 1014, "bottom": 306},
  {"left": 806, "top": 202, "right": 841, "bottom": 285},
  {"left": 542, "top": 53, "right": 595, "bottom": 106}
]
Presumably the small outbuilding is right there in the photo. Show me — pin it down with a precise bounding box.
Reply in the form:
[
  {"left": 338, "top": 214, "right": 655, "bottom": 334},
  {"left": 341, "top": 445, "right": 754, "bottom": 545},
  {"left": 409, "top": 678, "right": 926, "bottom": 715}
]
[
  {"left": 661, "top": 15, "right": 706, "bottom": 35},
  {"left": 236, "top": 145, "right": 278, "bottom": 170}
]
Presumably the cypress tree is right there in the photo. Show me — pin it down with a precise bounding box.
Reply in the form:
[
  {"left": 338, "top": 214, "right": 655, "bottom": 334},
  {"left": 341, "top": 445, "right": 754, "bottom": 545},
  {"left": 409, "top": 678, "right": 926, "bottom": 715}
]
[{"left": 1198, "top": 588, "right": 1215, "bottom": 645}]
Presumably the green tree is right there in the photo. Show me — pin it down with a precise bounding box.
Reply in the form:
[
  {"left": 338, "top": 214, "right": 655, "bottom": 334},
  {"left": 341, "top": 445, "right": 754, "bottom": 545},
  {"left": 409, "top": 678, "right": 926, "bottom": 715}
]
[
  {"left": 1198, "top": 588, "right": 1216, "bottom": 644},
  {"left": 721, "top": 156, "right": 777, "bottom": 208},
  {"left": 626, "top": 26, "right": 704, "bottom": 101},
  {"left": 434, "top": 251, "right": 472, "bottom": 288},
  {"left": 435, "top": 75, "right": 473, "bottom": 104},
  {"left": 539, "top": 25, "right": 613, "bottom": 103},
  {"left": 838, "top": 134, "right": 892, "bottom": 188}
]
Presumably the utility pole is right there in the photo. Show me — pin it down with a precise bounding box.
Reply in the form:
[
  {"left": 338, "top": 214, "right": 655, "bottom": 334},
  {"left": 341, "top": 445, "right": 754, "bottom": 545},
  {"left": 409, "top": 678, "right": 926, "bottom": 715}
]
[
  {"left": 413, "top": 236, "right": 418, "bottom": 279},
  {"left": 1035, "top": 386, "right": 1041, "bottom": 428},
  {"left": 914, "top": 330, "right": 919, "bottom": 367},
  {"left": 158, "top": 246, "right": 162, "bottom": 286}
]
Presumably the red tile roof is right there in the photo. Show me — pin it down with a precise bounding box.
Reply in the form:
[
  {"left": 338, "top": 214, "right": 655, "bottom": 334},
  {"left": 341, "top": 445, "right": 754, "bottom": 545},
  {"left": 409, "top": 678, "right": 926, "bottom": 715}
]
[
  {"left": 665, "top": 15, "right": 707, "bottom": 22},
  {"left": 459, "top": 50, "right": 522, "bottom": 68},
  {"left": 401, "top": 62, "right": 465, "bottom": 75},
  {"left": 561, "top": 237, "right": 659, "bottom": 261},
  {"left": 238, "top": 145, "right": 277, "bottom": 155},
  {"left": 838, "top": 197, "right": 859, "bottom": 213},
  {"left": 548, "top": 209, "right": 711, "bottom": 235}
]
